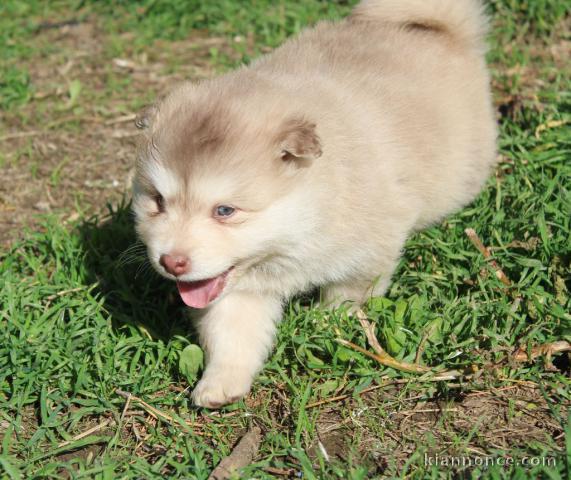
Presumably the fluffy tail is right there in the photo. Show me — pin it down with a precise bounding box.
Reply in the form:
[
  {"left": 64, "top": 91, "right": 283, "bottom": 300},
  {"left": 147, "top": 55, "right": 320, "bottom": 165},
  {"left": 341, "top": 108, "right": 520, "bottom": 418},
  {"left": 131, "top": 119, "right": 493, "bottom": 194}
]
[{"left": 351, "top": 0, "right": 488, "bottom": 49}]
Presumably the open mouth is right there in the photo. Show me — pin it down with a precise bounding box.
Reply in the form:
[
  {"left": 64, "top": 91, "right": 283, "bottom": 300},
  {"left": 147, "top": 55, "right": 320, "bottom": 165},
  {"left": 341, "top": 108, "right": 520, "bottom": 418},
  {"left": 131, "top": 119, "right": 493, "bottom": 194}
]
[{"left": 176, "top": 268, "right": 233, "bottom": 309}]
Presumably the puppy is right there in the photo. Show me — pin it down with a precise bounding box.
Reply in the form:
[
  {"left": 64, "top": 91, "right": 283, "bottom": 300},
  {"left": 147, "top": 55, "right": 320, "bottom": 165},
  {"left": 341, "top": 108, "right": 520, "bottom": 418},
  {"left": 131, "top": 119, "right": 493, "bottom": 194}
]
[{"left": 133, "top": 0, "right": 497, "bottom": 408}]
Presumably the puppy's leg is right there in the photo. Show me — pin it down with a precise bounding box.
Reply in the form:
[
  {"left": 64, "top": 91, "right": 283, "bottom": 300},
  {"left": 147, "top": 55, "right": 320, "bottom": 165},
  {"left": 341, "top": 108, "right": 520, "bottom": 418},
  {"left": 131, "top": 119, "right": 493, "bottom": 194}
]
[
  {"left": 321, "top": 267, "right": 396, "bottom": 309},
  {"left": 321, "top": 280, "right": 372, "bottom": 309},
  {"left": 191, "top": 291, "right": 282, "bottom": 408}
]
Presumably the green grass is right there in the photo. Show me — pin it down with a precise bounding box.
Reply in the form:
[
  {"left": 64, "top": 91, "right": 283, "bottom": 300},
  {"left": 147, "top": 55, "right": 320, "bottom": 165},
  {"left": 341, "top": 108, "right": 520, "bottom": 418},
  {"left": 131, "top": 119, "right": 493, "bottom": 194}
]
[
  {"left": 87, "top": 0, "right": 358, "bottom": 45},
  {"left": 1, "top": 1, "right": 570, "bottom": 478}
]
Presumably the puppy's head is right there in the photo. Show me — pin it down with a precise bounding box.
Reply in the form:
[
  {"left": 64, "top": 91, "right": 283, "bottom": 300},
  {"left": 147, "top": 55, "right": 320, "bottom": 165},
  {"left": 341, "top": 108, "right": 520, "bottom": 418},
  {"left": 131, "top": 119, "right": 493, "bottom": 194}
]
[{"left": 133, "top": 81, "right": 322, "bottom": 308}]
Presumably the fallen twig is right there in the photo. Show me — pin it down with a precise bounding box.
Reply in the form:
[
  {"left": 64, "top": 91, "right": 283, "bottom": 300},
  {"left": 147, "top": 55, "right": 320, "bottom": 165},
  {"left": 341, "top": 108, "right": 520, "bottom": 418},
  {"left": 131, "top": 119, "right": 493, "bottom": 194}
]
[
  {"left": 350, "top": 310, "right": 430, "bottom": 373},
  {"left": 307, "top": 374, "right": 466, "bottom": 409},
  {"left": 465, "top": 385, "right": 520, "bottom": 397},
  {"left": 105, "top": 113, "right": 137, "bottom": 126},
  {"left": 119, "top": 390, "right": 133, "bottom": 423},
  {"left": 115, "top": 389, "right": 202, "bottom": 433},
  {"left": 465, "top": 228, "right": 511, "bottom": 286},
  {"left": 512, "top": 341, "right": 571, "bottom": 363},
  {"left": 400, "top": 407, "right": 459, "bottom": 416},
  {"left": 340, "top": 310, "right": 469, "bottom": 378},
  {"left": 306, "top": 383, "right": 390, "bottom": 408},
  {"left": 414, "top": 329, "right": 430, "bottom": 365},
  {"left": 208, "top": 427, "right": 262, "bottom": 480},
  {"left": 0, "top": 115, "right": 109, "bottom": 142},
  {"left": 334, "top": 310, "right": 568, "bottom": 403},
  {"left": 337, "top": 338, "right": 430, "bottom": 373},
  {"left": 535, "top": 119, "right": 568, "bottom": 139},
  {"left": 0, "top": 130, "right": 43, "bottom": 142},
  {"left": 45, "top": 287, "right": 85, "bottom": 302},
  {"left": 263, "top": 466, "right": 297, "bottom": 476},
  {"left": 57, "top": 418, "right": 115, "bottom": 448}
]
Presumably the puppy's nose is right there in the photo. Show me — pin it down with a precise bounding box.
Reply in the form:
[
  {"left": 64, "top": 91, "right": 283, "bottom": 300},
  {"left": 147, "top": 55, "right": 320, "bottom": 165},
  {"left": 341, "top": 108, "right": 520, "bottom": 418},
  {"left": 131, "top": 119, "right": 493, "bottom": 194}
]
[{"left": 159, "top": 254, "right": 190, "bottom": 277}]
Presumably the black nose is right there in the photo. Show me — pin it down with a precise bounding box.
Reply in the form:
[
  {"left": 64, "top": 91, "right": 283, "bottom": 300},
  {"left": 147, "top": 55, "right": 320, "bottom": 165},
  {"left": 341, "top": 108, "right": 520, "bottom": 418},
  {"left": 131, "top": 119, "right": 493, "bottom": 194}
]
[{"left": 159, "top": 254, "right": 190, "bottom": 276}]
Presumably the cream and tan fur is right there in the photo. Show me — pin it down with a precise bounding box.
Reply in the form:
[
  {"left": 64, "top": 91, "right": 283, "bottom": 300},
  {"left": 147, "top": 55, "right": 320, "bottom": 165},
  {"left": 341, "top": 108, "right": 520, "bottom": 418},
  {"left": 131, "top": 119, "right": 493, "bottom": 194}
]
[{"left": 133, "top": 0, "right": 497, "bottom": 408}]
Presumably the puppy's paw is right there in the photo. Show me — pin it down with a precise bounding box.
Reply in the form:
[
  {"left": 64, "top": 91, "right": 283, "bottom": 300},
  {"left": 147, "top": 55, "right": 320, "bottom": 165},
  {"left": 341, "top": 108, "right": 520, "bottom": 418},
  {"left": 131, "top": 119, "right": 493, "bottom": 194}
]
[{"left": 191, "top": 368, "right": 253, "bottom": 409}]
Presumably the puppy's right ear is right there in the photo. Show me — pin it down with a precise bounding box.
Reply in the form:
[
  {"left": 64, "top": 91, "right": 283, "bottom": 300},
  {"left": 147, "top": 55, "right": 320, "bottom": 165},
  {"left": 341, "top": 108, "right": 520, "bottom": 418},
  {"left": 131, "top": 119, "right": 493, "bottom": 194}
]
[
  {"left": 276, "top": 116, "right": 322, "bottom": 164},
  {"left": 135, "top": 104, "right": 158, "bottom": 131}
]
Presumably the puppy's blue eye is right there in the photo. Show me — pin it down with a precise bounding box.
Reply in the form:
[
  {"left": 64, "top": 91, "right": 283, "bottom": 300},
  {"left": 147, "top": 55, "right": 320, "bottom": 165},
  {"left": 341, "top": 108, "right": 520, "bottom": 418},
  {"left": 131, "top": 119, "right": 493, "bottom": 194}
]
[{"left": 215, "top": 205, "right": 235, "bottom": 217}]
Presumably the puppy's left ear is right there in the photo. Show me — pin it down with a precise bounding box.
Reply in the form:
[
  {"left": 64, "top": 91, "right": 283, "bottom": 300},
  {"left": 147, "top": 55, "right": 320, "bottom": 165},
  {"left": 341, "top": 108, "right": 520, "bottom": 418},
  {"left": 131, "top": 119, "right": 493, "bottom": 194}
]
[
  {"left": 277, "top": 117, "right": 322, "bottom": 162},
  {"left": 135, "top": 104, "right": 159, "bottom": 131}
]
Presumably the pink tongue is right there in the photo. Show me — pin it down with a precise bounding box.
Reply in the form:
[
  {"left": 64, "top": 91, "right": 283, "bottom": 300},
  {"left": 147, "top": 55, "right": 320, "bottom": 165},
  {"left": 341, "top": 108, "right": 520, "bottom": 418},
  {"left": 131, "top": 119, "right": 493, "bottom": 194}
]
[{"left": 177, "top": 276, "right": 226, "bottom": 308}]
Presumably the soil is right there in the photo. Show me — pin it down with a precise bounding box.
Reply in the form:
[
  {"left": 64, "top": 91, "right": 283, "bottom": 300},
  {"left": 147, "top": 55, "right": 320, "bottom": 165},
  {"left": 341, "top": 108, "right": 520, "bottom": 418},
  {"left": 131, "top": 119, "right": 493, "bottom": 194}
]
[
  {"left": 307, "top": 382, "right": 567, "bottom": 473},
  {"left": 2, "top": 16, "right": 569, "bottom": 247},
  {"left": 0, "top": 16, "right": 238, "bottom": 246}
]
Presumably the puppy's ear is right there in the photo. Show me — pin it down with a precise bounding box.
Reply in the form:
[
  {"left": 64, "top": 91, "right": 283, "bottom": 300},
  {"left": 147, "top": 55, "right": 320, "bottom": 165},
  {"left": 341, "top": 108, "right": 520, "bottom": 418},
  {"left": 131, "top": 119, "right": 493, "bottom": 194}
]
[
  {"left": 277, "top": 117, "right": 322, "bottom": 162},
  {"left": 135, "top": 104, "right": 159, "bottom": 131}
]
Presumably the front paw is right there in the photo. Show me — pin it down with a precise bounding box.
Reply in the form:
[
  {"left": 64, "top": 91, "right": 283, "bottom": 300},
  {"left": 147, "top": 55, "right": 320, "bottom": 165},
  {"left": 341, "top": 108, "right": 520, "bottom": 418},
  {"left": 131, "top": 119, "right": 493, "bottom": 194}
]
[{"left": 191, "top": 368, "right": 253, "bottom": 408}]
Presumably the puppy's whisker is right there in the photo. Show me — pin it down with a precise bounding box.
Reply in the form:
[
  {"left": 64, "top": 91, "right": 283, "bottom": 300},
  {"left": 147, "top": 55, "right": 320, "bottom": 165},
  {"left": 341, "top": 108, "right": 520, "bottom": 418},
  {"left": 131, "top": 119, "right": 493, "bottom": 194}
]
[
  {"left": 117, "top": 242, "right": 147, "bottom": 268},
  {"left": 135, "top": 260, "right": 155, "bottom": 280}
]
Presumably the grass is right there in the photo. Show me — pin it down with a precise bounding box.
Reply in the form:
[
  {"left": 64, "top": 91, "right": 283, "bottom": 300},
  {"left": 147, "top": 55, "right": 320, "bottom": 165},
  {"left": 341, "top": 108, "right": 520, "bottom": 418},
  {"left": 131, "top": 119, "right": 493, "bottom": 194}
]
[{"left": 1, "top": 0, "right": 570, "bottom": 478}]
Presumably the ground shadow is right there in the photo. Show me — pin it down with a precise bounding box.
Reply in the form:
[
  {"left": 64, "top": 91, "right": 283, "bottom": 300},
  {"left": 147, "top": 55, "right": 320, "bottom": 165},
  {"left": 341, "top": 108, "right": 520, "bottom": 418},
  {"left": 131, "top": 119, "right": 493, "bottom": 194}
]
[
  {"left": 76, "top": 199, "right": 319, "bottom": 358},
  {"left": 78, "top": 201, "right": 196, "bottom": 343}
]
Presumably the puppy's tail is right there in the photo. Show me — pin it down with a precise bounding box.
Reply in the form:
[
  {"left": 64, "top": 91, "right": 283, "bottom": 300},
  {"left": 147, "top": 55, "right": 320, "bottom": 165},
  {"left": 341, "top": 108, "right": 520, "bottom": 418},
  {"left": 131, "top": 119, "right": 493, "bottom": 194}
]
[{"left": 351, "top": 0, "right": 488, "bottom": 50}]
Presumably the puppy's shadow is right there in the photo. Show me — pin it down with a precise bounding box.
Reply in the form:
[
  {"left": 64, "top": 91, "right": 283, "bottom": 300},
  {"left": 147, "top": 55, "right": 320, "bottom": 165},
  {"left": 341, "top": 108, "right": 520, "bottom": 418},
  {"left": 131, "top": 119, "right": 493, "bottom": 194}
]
[{"left": 78, "top": 201, "right": 193, "bottom": 342}]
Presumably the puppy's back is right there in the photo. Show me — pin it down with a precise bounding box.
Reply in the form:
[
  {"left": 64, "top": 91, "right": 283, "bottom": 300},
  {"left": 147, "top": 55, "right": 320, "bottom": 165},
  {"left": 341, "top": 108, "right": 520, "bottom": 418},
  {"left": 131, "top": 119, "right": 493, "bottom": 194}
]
[{"left": 246, "top": 0, "right": 497, "bottom": 230}]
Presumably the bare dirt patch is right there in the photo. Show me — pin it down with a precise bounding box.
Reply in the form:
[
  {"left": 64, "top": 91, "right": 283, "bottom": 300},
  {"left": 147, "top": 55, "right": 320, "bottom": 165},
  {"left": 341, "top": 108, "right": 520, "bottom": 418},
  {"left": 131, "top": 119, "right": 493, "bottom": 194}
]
[
  {"left": 491, "top": 16, "right": 571, "bottom": 121},
  {"left": 305, "top": 382, "right": 566, "bottom": 473},
  {"left": 0, "top": 16, "right": 239, "bottom": 246}
]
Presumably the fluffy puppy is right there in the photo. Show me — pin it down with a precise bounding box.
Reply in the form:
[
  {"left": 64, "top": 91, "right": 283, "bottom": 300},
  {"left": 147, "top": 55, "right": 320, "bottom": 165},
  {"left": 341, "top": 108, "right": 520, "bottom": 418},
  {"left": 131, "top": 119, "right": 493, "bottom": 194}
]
[{"left": 133, "top": 0, "right": 497, "bottom": 408}]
